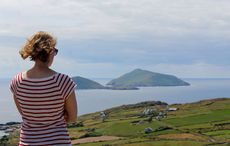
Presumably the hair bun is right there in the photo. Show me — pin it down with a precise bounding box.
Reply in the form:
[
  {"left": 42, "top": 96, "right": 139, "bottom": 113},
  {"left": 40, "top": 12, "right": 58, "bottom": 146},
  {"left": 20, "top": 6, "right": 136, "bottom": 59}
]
[{"left": 20, "top": 31, "right": 57, "bottom": 62}]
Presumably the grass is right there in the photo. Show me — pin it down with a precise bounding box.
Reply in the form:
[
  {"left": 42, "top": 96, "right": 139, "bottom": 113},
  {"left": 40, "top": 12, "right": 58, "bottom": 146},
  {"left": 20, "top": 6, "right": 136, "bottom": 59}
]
[
  {"left": 5, "top": 98, "right": 230, "bottom": 146},
  {"left": 204, "top": 130, "right": 230, "bottom": 142},
  {"left": 121, "top": 140, "right": 208, "bottom": 146},
  {"left": 163, "top": 109, "right": 230, "bottom": 127}
]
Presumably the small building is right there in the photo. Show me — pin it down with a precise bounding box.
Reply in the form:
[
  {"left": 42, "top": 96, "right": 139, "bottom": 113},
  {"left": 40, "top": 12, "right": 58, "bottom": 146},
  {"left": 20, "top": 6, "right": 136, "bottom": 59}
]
[
  {"left": 167, "top": 107, "right": 178, "bottom": 111},
  {"left": 100, "top": 111, "right": 108, "bottom": 122},
  {"left": 142, "top": 108, "right": 157, "bottom": 116}
]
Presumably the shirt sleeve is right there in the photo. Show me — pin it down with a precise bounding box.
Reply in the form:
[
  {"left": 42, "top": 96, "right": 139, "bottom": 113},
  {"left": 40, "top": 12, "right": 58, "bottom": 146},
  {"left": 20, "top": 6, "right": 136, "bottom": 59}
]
[
  {"left": 62, "top": 75, "right": 77, "bottom": 101},
  {"left": 9, "top": 75, "right": 18, "bottom": 95}
]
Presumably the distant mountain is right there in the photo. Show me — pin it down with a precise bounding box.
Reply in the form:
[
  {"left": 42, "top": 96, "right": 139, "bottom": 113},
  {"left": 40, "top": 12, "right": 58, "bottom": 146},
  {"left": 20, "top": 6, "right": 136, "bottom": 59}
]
[
  {"left": 72, "top": 76, "right": 139, "bottom": 90},
  {"left": 72, "top": 76, "right": 105, "bottom": 89},
  {"left": 107, "top": 69, "right": 190, "bottom": 87}
]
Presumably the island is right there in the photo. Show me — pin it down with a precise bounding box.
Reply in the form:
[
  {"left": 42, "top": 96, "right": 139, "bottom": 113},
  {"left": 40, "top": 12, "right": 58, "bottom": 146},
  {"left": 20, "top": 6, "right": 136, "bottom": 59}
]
[
  {"left": 107, "top": 68, "right": 190, "bottom": 88},
  {"left": 71, "top": 76, "right": 138, "bottom": 90},
  {"left": 72, "top": 76, "right": 105, "bottom": 89}
]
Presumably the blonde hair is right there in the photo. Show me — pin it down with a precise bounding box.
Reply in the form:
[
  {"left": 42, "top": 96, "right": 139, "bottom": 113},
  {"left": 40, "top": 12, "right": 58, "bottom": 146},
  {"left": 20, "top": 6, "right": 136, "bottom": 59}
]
[{"left": 20, "top": 31, "right": 57, "bottom": 62}]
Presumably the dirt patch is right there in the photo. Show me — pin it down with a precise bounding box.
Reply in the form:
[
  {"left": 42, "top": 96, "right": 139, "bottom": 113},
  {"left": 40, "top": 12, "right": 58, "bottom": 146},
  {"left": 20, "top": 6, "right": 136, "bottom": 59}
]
[
  {"left": 157, "top": 133, "right": 207, "bottom": 141},
  {"left": 72, "top": 135, "right": 123, "bottom": 144}
]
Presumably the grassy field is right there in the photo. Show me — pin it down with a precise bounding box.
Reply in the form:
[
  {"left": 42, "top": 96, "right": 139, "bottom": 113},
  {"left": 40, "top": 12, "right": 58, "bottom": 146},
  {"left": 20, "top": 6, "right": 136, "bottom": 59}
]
[{"left": 4, "top": 98, "right": 230, "bottom": 146}]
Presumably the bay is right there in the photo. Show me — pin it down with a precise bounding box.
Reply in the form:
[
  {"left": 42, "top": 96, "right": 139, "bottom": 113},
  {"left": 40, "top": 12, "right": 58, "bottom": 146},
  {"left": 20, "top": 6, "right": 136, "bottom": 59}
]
[{"left": 0, "top": 78, "right": 230, "bottom": 124}]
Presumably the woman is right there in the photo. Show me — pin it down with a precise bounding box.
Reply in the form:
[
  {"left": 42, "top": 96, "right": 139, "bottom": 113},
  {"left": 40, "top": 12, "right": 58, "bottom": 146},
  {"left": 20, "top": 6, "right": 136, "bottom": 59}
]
[{"left": 10, "top": 31, "right": 77, "bottom": 146}]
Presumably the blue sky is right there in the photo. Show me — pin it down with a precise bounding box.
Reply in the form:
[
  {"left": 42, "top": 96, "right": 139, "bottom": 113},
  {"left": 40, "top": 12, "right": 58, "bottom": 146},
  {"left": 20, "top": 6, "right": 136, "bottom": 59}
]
[{"left": 0, "top": 0, "right": 230, "bottom": 78}]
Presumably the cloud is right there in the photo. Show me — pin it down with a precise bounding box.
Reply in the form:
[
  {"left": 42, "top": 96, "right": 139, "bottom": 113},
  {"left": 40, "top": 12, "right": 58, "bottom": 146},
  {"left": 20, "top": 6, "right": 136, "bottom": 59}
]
[
  {"left": 0, "top": 0, "right": 230, "bottom": 39},
  {"left": 50, "top": 60, "right": 230, "bottom": 78},
  {"left": 1, "top": 46, "right": 229, "bottom": 78},
  {"left": 0, "top": 47, "right": 33, "bottom": 78},
  {"left": 146, "top": 62, "right": 230, "bottom": 78},
  {"left": 0, "top": 0, "right": 230, "bottom": 78}
]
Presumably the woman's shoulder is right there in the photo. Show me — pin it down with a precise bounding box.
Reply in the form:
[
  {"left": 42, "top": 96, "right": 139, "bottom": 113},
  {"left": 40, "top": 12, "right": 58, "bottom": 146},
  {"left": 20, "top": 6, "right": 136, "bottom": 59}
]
[
  {"left": 11, "top": 72, "right": 23, "bottom": 82},
  {"left": 11, "top": 71, "right": 74, "bottom": 83},
  {"left": 58, "top": 73, "right": 76, "bottom": 85},
  {"left": 58, "top": 73, "right": 73, "bottom": 79},
  {"left": 10, "top": 72, "right": 23, "bottom": 93}
]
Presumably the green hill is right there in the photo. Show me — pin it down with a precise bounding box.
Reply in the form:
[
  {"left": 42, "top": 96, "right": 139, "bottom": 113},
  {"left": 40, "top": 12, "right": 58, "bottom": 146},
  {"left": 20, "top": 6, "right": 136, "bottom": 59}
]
[
  {"left": 107, "top": 69, "right": 190, "bottom": 87},
  {"left": 72, "top": 76, "right": 105, "bottom": 89},
  {"left": 5, "top": 98, "right": 230, "bottom": 146},
  {"left": 70, "top": 98, "right": 230, "bottom": 146}
]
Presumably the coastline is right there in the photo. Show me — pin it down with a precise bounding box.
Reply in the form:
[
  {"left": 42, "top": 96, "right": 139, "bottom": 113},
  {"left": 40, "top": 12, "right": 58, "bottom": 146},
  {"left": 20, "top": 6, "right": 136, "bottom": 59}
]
[
  {"left": 1, "top": 97, "right": 229, "bottom": 139},
  {"left": 0, "top": 122, "right": 21, "bottom": 139},
  {"left": 0, "top": 130, "right": 7, "bottom": 137}
]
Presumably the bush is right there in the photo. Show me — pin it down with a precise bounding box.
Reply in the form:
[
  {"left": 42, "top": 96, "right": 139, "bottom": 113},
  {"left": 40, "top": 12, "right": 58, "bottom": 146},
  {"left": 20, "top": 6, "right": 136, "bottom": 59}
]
[{"left": 79, "top": 131, "right": 102, "bottom": 138}]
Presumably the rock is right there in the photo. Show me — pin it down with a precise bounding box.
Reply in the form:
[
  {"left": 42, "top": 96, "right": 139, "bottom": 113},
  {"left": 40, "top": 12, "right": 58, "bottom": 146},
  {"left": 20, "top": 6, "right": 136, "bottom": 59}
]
[
  {"left": 145, "top": 127, "right": 153, "bottom": 134},
  {"left": 138, "top": 120, "right": 145, "bottom": 125}
]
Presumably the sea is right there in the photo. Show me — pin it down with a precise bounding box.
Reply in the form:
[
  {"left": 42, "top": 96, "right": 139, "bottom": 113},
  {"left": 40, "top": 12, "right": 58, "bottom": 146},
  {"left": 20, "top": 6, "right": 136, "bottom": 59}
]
[{"left": 0, "top": 78, "right": 230, "bottom": 126}]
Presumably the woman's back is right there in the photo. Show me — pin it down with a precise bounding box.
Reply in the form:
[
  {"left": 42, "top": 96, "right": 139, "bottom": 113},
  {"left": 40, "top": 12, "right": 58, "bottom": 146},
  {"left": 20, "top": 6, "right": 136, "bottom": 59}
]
[
  {"left": 10, "top": 72, "right": 76, "bottom": 145},
  {"left": 9, "top": 31, "right": 77, "bottom": 146}
]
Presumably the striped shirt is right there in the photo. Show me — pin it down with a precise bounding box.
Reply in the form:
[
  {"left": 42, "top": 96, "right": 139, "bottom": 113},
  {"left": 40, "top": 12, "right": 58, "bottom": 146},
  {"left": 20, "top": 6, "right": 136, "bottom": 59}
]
[{"left": 10, "top": 72, "right": 77, "bottom": 146}]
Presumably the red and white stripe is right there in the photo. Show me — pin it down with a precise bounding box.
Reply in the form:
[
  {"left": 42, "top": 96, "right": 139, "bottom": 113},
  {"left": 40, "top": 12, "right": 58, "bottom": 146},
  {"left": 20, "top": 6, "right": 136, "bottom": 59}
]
[{"left": 10, "top": 72, "right": 77, "bottom": 146}]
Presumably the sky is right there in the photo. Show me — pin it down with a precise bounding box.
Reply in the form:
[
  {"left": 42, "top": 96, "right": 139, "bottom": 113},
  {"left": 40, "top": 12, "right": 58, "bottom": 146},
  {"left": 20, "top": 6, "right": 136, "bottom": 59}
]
[{"left": 0, "top": 0, "right": 230, "bottom": 79}]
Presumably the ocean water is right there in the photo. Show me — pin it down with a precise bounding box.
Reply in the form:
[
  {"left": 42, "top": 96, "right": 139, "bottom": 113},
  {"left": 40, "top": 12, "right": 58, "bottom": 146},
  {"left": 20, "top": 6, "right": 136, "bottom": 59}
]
[
  {"left": 0, "top": 78, "right": 230, "bottom": 124},
  {"left": 0, "top": 130, "right": 5, "bottom": 137}
]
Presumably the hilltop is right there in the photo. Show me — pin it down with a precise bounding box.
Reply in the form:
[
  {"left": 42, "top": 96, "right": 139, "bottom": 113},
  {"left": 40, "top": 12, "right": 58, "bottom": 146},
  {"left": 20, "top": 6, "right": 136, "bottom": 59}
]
[{"left": 107, "top": 69, "right": 190, "bottom": 88}]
